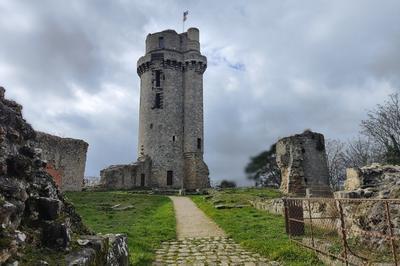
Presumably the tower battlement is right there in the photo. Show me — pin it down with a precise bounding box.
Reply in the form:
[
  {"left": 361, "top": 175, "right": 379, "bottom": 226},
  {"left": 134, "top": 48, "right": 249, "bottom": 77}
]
[
  {"left": 137, "top": 28, "right": 206, "bottom": 77},
  {"left": 144, "top": 28, "right": 201, "bottom": 54}
]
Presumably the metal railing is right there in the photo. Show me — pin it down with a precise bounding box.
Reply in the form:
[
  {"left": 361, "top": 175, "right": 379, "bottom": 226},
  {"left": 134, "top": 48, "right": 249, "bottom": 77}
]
[{"left": 283, "top": 197, "right": 400, "bottom": 265}]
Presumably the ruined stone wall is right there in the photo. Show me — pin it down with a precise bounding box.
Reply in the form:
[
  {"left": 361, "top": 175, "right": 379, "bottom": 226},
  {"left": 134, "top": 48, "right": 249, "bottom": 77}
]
[
  {"left": 336, "top": 164, "right": 400, "bottom": 199},
  {"left": 100, "top": 156, "right": 151, "bottom": 190},
  {"left": 0, "top": 87, "right": 129, "bottom": 265},
  {"left": 34, "top": 132, "right": 88, "bottom": 192},
  {"left": 334, "top": 164, "right": 400, "bottom": 250},
  {"left": 276, "top": 130, "right": 332, "bottom": 197}
]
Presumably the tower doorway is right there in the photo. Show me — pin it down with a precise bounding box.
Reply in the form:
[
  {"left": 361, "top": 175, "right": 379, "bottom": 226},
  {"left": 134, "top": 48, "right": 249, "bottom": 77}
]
[
  {"left": 167, "top": 171, "right": 173, "bottom": 186},
  {"left": 141, "top": 174, "right": 145, "bottom": 187}
]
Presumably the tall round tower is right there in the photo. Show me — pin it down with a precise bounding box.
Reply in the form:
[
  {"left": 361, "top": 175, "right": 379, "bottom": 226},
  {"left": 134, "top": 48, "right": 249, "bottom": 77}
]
[{"left": 136, "top": 28, "right": 209, "bottom": 189}]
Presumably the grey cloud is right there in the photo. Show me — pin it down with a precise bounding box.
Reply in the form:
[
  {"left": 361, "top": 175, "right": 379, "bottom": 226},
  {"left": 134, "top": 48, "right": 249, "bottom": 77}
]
[{"left": 1, "top": 0, "right": 400, "bottom": 186}]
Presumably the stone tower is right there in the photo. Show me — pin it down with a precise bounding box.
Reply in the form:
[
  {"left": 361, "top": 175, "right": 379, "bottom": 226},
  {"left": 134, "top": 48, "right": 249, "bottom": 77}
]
[
  {"left": 276, "top": 130, "right": 332, "bottom": 197},
  {"left": 136, "top": 28, "right": 209, "bottom": 190}
]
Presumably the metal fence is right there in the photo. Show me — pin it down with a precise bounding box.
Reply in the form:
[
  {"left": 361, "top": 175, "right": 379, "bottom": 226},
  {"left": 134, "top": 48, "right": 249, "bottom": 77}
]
[{"left": 283, "top": 197, "right": 400, "bottom": 265}]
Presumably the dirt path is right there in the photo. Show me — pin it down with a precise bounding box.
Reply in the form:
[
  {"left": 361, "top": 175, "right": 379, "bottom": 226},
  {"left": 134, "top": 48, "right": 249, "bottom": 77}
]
[
  {"left": 169, "top": 196, "right": 225, "bottom": 239},
  {"left": 153, "top": 196, "right": 278, "bottom": 265}
]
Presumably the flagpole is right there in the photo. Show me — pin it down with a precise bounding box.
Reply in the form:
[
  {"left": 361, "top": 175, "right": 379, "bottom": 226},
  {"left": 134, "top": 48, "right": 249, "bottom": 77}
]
[{"left": 182, "top": 11, "right": 188, "bottom": 33}]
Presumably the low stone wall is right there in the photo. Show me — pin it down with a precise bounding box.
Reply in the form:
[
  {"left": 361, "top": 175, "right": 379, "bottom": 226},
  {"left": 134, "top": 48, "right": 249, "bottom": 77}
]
[
  {"left": 250, "top": 198, "right": 284, "bottom": 215},
  {"left": 100, "top": 156, "right": 151, "bottom": 190},
  {"left": 34, "top": 132, "right": 88, "bottom": 192}
]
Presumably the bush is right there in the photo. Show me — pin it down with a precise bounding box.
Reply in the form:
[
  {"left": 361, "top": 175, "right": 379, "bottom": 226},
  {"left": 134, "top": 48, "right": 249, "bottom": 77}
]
[{"left": 219, "top": 180, "right": 237, "bottom": 188}]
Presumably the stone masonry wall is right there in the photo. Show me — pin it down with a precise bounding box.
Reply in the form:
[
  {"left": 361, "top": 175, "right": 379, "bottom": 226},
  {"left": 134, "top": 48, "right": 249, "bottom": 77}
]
[
  {"left": 100, "top": 156, "right": 151, "bottom": 190},
  {"left": 34, "top": 132, "right": 88, "bottom": 192},
  {"left": 134, "top": 28, "right": 209, "bottom": 190},
  {"left": 184, "top": 153, "right": 210, "bottom": 190},
  {"left": 276, "top": 130, "right": 332, "bottom": 197}
]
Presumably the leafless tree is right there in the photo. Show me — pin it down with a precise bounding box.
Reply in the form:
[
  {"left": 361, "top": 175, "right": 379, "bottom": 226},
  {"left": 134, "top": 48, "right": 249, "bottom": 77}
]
[
  {"left": 326, "top": 138, "right": 384, "bottom": 190},
  {"left": 325, "top": 139, "right": 347, "bottom": 190},
  {"left": 343, "top": 137, "right": 384, "bottom": 167},
  {"left": 361, "top": 93, "right": 400, "bottom": 164}
]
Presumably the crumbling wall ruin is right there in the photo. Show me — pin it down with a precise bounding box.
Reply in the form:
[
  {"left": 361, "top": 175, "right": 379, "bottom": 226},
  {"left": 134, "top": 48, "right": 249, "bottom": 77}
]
[
  {"left": 34, "top": 132, "right": 88, "bottom": 192},
  {"left": 100, "top": 156, "right": 152, "bottom": 190},
  {"left": 336, "top": 164, "right": 400, "bottom": 199},
  {"left": 276, "top": 130, "right": 332, "bottom": 197},
  {"left": 0, "top": 87, "right": 128, "bottom": 265}
]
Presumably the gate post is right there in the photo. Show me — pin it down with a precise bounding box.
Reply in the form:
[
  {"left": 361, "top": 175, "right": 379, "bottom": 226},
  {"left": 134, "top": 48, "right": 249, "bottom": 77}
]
[{"left": 285, "top": 198, "right": 304, "bottom": 236}]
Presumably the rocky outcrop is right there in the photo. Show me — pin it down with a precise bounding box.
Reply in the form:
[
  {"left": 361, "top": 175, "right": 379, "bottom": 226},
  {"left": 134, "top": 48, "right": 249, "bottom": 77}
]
[
  {"left": 0, "top": 87, "right": 129, "bottom": 265},
  {"left": 276, "top": 130, "right": 332, "bottom": 197},
  {"left": 34, "top": 131, "right": 88, "bottom": 192},
  {"left": 66, "top": 234, "right": 129, "bottom": 266},
  {"left": 334, "top": 164, "right": 400, "bottom": 250},
  {"left": 336, "top": 164, "right": 400, "bottom": 199}
]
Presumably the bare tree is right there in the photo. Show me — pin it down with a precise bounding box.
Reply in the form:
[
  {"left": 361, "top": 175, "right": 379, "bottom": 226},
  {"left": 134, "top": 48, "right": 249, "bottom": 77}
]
[
  {"left": 326, "top": 138, "right": 384, "bottom": 190},
  {"left": 325, "top": 139, "right": 347, "bottom": 190},
  {"left": 344, "top": 137, "right": 384, "bottom": 167},
  {"left": 361, "top": 93, "right": 400, "bottom": 164}
]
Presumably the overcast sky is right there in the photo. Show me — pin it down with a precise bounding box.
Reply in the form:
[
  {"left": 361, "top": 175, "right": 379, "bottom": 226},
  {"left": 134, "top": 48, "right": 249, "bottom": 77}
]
[{"left": 1, "top": 1, "right": 399, "bottom": 186}]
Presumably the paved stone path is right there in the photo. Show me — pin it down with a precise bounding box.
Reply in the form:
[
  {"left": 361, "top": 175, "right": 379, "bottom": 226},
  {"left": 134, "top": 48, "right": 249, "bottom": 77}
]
[{"left": 153, "top": 196, "right": 277, "bottom": 265}]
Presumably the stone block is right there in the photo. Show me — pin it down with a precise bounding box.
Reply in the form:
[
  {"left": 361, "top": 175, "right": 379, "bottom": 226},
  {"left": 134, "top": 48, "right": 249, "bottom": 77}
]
[
  {"left": 344, "top": 168, "right": 362, "bottom": 191},
  {"left": 42, "top": 221, "right": 71, "bottom": 249},
  {"left": 37, "top": 197, "right": 62, "bottom": 220},
  {"left": 67, "top": 234, "right": 129, "bottom": 266}
]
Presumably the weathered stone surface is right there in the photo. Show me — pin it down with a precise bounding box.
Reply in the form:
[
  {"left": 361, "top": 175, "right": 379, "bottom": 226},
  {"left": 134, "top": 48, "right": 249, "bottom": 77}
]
[
  {"left": 250, "top": 198, "right": 284, "bottom": 215},
  {"left": 340, "top": 163, "right": 400, "bottom": 198},
  {"left": 42, "top": 221, "right": 71, "bottom": 249},
  {"left": 34, "top": 131, "right": 88, "bottom": 192},
  {"left": 276, "top": 130, "right": 332, "bottom": 197},
  {"left": 65, "top": 248, "right": 97, "bottom": 266},
  {"left": 106, "top": 234, "right": 129, "bottom": 266},
  {"left": 37, "top": 197, "right": 62, "bottom": 220},
  {"left": 0, "top": 87, "right": 129, "bottom": 265},
  {"left": 66, "top": 234, "right": 129, "bottom": 266},
  {"left": 344, "top": 168, "right": 362, "bottom": 191},
  {"left": 100, "top": 156, "right": 151, "bottom": 190},
  {"left": 333, "top": 164, "right": 400, "bottom": 250}
]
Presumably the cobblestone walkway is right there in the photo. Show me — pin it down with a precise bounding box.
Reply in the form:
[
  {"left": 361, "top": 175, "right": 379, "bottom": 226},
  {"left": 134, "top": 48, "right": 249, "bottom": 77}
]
[
  {"left": 153, "top": 197, "right": 276, "bottom": 265},
  {"left": 153, "top": 236, "right": 277, "bottom": 265}
]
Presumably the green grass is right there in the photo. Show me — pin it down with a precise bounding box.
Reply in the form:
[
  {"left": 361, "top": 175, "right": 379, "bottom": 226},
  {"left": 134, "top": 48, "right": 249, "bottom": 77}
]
[
  {"left": 192, "top": 189, "right": 322, "bottom": 266},
  {"left": 209, "top": 187, "right": 282, "bottom": 205},
  {"left": 66, "top": 191, "right": 176, "bottom": 265}
]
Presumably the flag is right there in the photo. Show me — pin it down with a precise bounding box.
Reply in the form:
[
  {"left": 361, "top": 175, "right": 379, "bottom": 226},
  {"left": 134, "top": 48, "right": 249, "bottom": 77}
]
[{"left": 183, "top": 10, "right": 189, "bottom": 22}]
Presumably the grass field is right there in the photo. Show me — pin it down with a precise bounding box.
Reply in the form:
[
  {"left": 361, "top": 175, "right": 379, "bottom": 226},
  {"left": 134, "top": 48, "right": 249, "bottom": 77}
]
[
  {"left": 208, "top": 187, "right": 282, "bottom": 205},
  {"left": 66, "top": 191, "right": 176, "bottom": 265},
  {"left": 191, "top": 188, "right": 322, "bottom": 266}
]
